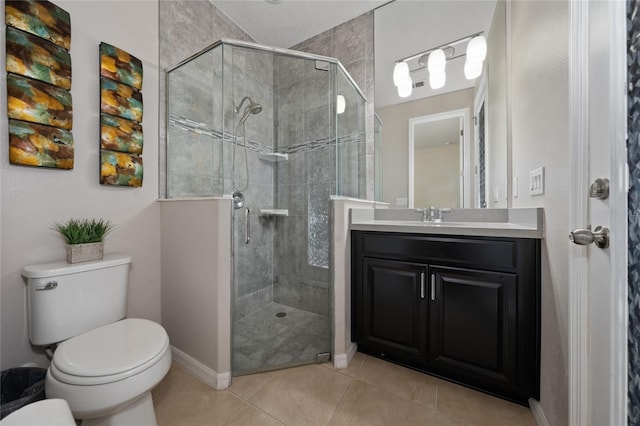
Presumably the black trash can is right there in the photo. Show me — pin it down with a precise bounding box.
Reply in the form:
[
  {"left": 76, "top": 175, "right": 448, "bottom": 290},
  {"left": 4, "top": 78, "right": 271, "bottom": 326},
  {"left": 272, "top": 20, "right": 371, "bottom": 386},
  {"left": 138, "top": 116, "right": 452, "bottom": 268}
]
[{"left": 0, "top": 367, "right": 47, "bottom": 419}]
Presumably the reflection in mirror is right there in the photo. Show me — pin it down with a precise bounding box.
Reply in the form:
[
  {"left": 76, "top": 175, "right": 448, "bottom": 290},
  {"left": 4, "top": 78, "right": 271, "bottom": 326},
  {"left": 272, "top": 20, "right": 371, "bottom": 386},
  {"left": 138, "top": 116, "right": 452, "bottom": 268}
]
[
  {"left": 409, "top": 108, "right": 470, "bottom": 208},
  {"left": 374, "top": 0, "right": 507, "bottom": 209}
]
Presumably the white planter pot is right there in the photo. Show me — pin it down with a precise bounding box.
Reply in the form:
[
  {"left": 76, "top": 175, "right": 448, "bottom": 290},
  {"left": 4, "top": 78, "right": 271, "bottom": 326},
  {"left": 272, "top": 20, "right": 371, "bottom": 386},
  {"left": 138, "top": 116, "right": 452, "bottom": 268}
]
[{"left": 66, "top": 242, "right": 104, "bottom": 264}]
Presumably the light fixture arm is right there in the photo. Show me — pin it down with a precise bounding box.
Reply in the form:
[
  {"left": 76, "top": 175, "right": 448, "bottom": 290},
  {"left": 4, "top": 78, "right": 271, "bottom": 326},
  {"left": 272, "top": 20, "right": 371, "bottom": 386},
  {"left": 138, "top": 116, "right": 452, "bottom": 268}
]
[{"left": 394, "top": 31, "right": 484, "bottom": 65}]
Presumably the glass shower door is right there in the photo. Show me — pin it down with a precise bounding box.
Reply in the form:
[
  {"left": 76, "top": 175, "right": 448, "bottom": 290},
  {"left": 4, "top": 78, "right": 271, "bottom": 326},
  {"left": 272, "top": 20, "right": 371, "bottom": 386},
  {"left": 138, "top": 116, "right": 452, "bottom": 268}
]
[{"left": 231, "top": 48, "right": 334, "bottom": 375}]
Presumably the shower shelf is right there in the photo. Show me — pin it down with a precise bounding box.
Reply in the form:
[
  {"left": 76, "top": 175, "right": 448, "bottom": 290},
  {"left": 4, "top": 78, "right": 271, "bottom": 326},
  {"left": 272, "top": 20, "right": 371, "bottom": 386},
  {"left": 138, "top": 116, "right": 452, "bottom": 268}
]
[
  {"left": 259, "top": 153, "right": 288, "bottom": 162},
  {"left": 259, "top": 209, "right": 289, "bottom": 217}
]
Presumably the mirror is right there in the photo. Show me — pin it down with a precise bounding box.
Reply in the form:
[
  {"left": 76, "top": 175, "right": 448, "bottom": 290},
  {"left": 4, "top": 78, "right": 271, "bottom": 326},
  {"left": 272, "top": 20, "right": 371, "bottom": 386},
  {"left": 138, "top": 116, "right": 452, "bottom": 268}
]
[{"left": 374, "top": 0, "right": 508, "bottom": 209}]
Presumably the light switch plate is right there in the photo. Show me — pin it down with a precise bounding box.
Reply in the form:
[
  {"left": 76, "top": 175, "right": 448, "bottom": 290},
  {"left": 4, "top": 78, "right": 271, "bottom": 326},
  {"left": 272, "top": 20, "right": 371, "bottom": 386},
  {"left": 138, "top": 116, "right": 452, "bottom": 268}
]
[{"left": 529, "top": 167, "right": 545, "bottom": 195}]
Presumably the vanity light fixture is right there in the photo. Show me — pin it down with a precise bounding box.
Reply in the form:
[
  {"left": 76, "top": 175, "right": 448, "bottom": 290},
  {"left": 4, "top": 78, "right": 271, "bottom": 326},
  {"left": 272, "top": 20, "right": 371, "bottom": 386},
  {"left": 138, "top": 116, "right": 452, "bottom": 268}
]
[
  {"left": 393, "top": 31, "right": 486, "bottom": 95},
  {"left": 397, "top": 80, "right": 412, "bottom": 98},
  {"left": 392, "top": 61, "right": 411, "bottom": 87}
]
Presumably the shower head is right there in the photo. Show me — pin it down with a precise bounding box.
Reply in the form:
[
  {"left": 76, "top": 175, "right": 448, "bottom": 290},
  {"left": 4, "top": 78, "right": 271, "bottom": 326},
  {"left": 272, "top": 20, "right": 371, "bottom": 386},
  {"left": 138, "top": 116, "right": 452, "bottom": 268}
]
[{"left": 236, "top": 96, "right": 262, "bottom": 125}]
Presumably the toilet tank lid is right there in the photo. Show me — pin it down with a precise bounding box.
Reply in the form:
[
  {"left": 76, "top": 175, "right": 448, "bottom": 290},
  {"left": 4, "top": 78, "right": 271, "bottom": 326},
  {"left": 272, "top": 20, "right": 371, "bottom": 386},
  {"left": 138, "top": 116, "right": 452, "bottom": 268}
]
[{"left": 22, "top": 255, "right": 132, "bottom": 279}]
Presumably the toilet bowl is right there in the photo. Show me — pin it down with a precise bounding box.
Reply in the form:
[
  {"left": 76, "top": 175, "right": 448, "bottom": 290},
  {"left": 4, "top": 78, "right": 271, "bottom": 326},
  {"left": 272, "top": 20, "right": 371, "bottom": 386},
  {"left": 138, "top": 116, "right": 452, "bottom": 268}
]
[
  {"left": 23, "top": 255, "right": 171, "bottom": 426},
  {"left": 46, "top": 318, "right": 171, "bottom": 423}
]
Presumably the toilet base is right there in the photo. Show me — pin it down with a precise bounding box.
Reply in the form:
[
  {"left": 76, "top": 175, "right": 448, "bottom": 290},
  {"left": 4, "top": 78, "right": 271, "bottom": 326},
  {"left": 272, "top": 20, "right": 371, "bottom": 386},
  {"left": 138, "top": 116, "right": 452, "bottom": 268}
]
[{"left": 81, "top": 392, "right": 156, "bottom": 426}]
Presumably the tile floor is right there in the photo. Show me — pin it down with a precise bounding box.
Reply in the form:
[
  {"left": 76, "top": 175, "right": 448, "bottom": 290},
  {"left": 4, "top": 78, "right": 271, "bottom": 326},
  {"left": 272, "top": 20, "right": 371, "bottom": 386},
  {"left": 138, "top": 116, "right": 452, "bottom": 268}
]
[
  {"left": 153, "top": 353, "right": 537, "bottom": 426},
  {"left": 232, "top": 303, "right": 330, "bottom": 373}
]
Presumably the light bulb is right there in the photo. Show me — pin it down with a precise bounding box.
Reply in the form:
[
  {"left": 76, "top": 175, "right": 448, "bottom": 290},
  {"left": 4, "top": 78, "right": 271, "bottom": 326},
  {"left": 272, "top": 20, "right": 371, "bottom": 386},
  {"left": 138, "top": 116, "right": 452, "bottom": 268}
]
[
  {"left": 466, "top": 35, "right": 487, "bottom": 64},
  {"left": 427, "top": 49, "right": 446, "bottom": 73},
  {"left": 337, "top": 95, "right": 346, "bottom": 114},
  {"left": 393, "top": 62, "right": 410, "bottom": 87},
  {"left": 429, "top": 70, "right": 446, "bottom": 90},
  {"left": 464, "top": 60, "right": 483, "bottom": 79},
  {"left": 397, "top": 81, "right": 412, "bottom": 98}
]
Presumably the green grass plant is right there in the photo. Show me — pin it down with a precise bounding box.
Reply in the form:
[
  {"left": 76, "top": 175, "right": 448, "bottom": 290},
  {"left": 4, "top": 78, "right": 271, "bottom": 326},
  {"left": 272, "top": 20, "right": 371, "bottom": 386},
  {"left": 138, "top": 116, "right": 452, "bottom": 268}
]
[{"left": 53, "top": 218, "right": 114, "bottom": 245}]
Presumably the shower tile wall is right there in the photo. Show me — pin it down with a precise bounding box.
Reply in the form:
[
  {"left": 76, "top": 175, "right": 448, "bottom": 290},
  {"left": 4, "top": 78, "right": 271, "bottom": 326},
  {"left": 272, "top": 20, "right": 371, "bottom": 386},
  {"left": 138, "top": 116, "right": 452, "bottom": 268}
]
[
  {"left": 292, "top": 11, "right": 375, "bottom": 200},
  {"left": 272, "top": 55, "right": 334, "bottom": 316}
]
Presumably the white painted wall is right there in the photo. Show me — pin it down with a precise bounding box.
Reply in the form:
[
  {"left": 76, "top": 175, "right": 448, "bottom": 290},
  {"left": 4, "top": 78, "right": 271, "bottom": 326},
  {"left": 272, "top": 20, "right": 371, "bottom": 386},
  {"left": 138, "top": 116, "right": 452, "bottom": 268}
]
[
  {"left": 485, "top": 0, "right": 508, "bottom": 208},
  {"left": 0, "top": 0, "right": 160, "bottom": 369},
  {"left": 510, "top": 1, "right": 570, "bottom": 425}
]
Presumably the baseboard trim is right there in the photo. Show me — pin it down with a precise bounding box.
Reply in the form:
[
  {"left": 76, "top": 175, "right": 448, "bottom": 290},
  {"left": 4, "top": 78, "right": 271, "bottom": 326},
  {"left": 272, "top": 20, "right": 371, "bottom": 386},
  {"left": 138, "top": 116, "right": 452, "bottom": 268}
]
[
  {"left": 333, "top": 343, "right": 358, "bottom": 369},
  {"left": 529, "top": 399, "right": 550, "bottom": 426},
  {"left": 170, "top": 346, "right": 231, "bottom": 390}
]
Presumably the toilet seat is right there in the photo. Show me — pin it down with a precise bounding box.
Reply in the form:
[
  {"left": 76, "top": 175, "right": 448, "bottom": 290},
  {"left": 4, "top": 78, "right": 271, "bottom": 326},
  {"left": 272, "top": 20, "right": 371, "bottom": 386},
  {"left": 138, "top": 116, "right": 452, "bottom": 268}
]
[{"left": 50, "top": 318, "right": 169, "bottom": 386}]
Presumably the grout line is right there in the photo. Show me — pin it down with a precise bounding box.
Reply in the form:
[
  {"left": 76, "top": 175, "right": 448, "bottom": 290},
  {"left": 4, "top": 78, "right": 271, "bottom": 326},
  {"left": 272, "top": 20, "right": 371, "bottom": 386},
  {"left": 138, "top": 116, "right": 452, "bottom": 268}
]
[
  {"left": 326, "top": 373, "right": 356, "bottom": 425},
  {"left": 226, "top": 391, "right": 286, "bottom": 426}
]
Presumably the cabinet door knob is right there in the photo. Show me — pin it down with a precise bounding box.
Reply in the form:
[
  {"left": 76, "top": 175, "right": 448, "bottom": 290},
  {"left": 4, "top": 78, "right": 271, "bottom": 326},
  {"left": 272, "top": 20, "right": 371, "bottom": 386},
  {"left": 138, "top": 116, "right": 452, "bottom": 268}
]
[
  {"left": 430, "top": 274, "right": 436, "bottom": 301},
  {"left": 420, "top": 272, "right": 425, "bottom": 299}
]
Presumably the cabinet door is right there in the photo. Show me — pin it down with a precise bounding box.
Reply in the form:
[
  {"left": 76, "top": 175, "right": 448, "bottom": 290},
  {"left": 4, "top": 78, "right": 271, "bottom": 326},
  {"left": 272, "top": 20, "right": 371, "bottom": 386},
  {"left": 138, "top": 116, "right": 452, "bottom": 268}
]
[
  {"left": 359, "top": 257, "right": 429, "bottom": 364},
  {"left": 429, "top": 266, "right": 518, "bottom": 394}
]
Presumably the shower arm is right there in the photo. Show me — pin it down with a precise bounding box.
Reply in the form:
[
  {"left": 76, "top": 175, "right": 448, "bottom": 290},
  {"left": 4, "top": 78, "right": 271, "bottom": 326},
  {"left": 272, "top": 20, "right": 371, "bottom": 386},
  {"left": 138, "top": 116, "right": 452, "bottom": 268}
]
[{"left": 234, "top": 96, "right": 251, "bottom": 113}]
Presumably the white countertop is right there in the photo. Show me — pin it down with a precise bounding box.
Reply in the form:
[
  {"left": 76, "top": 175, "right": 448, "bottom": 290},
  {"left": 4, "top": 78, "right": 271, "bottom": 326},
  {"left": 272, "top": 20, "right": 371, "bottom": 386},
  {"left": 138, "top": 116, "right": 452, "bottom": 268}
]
[{"left": 350, "top": 208, "right": 544, "bottom": 239}]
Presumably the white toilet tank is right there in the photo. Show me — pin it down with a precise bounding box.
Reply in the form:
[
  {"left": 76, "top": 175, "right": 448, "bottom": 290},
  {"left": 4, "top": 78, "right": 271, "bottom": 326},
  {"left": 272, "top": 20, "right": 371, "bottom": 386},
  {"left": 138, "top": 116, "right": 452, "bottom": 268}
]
[{"left": 23, "top": 255, "right": 132, "bottom": 346}]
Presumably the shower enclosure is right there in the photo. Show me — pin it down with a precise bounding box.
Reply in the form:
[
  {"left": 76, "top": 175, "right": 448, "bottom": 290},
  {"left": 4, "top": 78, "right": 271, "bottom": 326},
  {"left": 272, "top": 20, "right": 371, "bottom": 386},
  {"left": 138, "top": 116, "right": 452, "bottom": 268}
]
[{"left": 165, "top": 39, "right": 366, "bottom": 375}]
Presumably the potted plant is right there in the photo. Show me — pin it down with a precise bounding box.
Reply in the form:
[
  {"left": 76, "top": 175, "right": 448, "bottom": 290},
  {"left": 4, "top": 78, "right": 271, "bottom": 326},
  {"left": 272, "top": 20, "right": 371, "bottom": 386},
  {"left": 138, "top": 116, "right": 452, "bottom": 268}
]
[{"left": 53, "top": 218, "right": 114, "bottom": 264}]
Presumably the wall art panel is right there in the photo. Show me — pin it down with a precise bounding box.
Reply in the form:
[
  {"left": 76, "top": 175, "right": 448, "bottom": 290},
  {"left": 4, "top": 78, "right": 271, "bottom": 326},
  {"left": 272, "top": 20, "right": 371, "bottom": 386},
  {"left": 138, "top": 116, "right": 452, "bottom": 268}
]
[
  {"left": 100, "top": 42, "right": 142, "bottom": 90},
  {"left": 100, "top": 77, "right": 143, "bottom": 123},
  {"left": 9, "top": 119, "right": 73, "bottom": 169},
  {"left": 6, "top": 26, "right": 71, "bottom": 89},
  {"left": 100, "top": 113, "right": 143, "bottom": 154},
  {"left": 100, "top": 149, "right": 143, "bottom": 187},
  {"left": 7, "top": 73, "right": 72, "bottom": 129},
  {"left": 5, "top": 0, "right": 71, "bottom": 50}
]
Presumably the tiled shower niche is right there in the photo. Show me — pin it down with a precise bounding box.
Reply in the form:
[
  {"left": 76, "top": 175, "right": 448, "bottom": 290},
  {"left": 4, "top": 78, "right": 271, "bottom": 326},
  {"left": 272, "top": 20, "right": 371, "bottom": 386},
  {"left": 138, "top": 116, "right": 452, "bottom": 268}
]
[{"left": 165, "top": 40, "right": 366, "bottom": 374}]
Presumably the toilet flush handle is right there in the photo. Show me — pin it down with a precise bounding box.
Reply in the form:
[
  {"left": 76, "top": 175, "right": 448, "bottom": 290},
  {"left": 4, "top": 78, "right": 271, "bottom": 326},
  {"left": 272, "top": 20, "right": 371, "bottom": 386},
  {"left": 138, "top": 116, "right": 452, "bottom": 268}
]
[{"left": 35, "top": 281, "right": 58, "bottom": 291}]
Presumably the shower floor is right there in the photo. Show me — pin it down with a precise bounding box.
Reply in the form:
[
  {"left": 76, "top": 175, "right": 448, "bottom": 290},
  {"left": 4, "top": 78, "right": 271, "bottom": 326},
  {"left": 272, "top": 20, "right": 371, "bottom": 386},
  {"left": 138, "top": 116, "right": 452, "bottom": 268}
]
[{"left": 232, "top": 302, "right": 330, "bottom": 375}]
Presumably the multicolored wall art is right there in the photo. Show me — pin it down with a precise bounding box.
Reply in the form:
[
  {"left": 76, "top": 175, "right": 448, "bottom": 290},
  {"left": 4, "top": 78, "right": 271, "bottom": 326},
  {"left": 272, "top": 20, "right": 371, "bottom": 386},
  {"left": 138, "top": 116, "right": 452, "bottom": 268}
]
[
  {"left": 5, "top": 0, "right": 73, "bottom": 169},
  {"left": 99, "top": 42, "right": 144, "bottom": 187}
]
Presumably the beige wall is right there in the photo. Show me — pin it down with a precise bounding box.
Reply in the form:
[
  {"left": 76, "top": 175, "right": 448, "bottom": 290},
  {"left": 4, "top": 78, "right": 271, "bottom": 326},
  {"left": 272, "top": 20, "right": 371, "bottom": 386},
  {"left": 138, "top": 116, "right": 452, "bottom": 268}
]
[
  {"left": 0, "top": 0, "right": 160, "bottom": 369},
  {"left": 376, "top": 88, "right": 474, "bottom": 207},
  {"left": 414, "top": 145, "right": 461, "bottom": 209},
  {"left": 510, "top": 1, "right": 570, "bottom": 425},
  {"left": 160, "top": 199, "right": 232, "bottom": 376}
]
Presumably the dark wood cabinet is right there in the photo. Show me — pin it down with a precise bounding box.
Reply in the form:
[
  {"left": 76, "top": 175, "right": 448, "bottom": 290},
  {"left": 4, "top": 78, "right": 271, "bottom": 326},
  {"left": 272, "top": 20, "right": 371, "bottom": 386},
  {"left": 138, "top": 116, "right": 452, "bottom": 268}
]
[
  {"left": 360, "top": 257, "right": 428, "bottom": 365},
  {"left": 351, "top": 231, "right": 540, "bottom": 405}
]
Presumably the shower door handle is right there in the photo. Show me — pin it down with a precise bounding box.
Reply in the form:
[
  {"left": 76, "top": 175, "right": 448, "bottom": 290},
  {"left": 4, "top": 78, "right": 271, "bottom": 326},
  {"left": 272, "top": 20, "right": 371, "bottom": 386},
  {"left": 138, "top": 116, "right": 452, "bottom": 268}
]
[{"left": 245, "top": 208, "right": 250, "bottom": 244}]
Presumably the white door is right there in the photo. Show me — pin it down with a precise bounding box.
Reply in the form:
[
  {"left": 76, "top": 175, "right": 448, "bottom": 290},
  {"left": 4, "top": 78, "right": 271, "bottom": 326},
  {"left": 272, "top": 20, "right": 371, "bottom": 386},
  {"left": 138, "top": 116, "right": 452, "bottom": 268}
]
[{"left": 569, "top": 1, "right": 628, "bottom": 425}]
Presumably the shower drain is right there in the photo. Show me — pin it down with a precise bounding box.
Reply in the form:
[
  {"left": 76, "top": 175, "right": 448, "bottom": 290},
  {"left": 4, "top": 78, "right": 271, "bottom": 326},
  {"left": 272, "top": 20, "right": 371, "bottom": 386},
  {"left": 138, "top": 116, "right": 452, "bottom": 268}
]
[{"left": 276, "top": 312, "right": 287, "bottom": 318}]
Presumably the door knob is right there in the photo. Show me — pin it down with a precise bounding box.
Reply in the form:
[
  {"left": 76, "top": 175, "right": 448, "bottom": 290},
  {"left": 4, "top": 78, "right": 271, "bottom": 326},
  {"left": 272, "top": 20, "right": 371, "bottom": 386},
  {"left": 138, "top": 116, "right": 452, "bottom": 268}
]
[{"left": 570, "top": 225, "right": 609, "bottom": 248}]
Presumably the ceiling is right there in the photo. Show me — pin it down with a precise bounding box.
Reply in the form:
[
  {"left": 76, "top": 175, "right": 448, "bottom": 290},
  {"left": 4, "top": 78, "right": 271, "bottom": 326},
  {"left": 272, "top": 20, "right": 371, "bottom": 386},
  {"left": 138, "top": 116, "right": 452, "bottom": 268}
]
[
  {"left": 209, "top": 0, "right": 388, "bottom": 48},
  {"left": 208, "top": 0, "right": 497, "bottom": 108}
]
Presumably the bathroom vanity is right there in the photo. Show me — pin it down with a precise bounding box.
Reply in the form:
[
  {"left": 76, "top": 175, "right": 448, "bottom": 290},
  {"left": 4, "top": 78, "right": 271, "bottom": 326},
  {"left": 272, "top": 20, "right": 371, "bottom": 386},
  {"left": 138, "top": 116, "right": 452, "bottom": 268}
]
[{"left": 350, "top": 208, "right": 542, "bottom": 405}]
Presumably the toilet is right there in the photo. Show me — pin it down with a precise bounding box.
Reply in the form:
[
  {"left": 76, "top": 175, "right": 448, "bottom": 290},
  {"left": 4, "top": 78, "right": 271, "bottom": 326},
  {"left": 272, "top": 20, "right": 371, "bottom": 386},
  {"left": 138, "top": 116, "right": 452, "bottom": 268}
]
[{"left": 22, "top": 255, "right": 171, "bottom": 426}]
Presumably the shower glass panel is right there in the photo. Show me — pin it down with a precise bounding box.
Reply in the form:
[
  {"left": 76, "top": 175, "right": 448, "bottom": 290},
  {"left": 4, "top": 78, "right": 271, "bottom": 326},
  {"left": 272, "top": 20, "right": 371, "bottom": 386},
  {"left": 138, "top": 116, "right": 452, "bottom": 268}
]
[
  {"left": 166, "top": 46, "right": 223, "bottom": 198},
  {"left": 165, "top": 40, "right": 365, "bottom": 376},
  {"left": 336, "top": 66, "right": 366, "bottom": 199}
]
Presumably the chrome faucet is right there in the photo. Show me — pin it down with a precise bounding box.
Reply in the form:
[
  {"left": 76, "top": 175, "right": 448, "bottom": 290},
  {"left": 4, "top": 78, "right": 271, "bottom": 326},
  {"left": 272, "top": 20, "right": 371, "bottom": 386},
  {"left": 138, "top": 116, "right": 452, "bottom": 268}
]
[{"left": 417, "top": 206, "right": 452, "bottom": 223}]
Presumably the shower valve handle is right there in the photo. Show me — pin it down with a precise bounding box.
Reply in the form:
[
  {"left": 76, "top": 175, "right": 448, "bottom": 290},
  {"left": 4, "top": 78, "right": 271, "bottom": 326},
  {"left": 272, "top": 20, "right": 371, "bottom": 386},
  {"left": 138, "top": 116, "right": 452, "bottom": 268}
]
[{"left": 245, "top": 208, "right": 250, "bottom": 244}]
